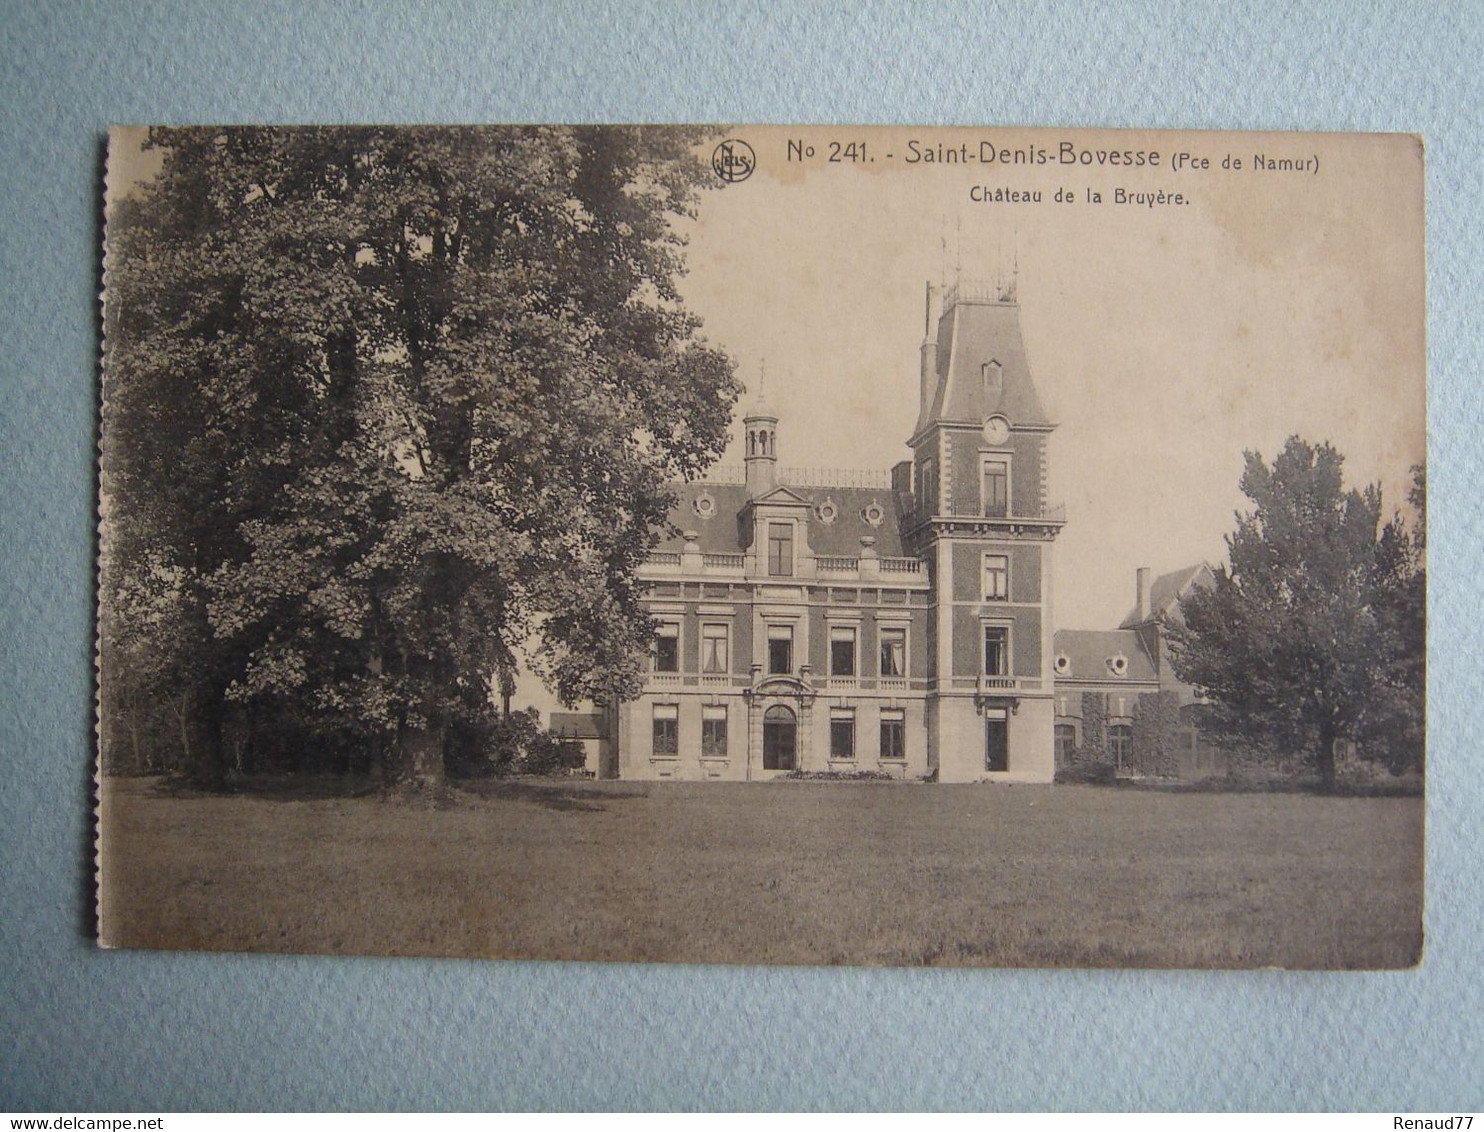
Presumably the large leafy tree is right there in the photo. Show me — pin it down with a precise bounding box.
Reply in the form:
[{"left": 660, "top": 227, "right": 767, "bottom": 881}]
[
  {"left": 1170, "top": 438, "right": 1424, "bottom": 790},
  {"left": 101, "top": 126, "right": 739, "bottom": 783}
]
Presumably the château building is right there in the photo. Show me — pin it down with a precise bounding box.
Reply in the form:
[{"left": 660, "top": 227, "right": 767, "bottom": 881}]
[{"left": 611, "top": 278, "right": 1067, "bottom": 781}]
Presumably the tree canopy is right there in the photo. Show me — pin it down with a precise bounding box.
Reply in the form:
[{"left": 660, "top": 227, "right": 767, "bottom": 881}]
[
  {"left": 1170, "top": 438, "right": 1424, "bottom": 788},
  {"left": 100, "top": 126, "right": 740, "bottom": 783}
]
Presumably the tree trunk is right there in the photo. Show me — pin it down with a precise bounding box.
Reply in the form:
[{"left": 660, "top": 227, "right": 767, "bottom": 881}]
[
  {"left": 1316, "top": 724, "right": 1338, "bottom": 793},
  {"left": 396, "top": 722, "right": 447, "bottom": 789}
]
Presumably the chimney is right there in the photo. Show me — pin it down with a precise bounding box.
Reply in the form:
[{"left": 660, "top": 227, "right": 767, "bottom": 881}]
[
  {"left": 919, "top": 281, "right": 942, "bottom": 421},
  {"left": 1135, "top": 567, "right": 1151, "bottom": 623}
]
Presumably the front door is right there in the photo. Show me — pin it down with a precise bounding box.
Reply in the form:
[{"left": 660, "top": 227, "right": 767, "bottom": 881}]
[{"left": 763, "top": 705, "right": 797, "bottom": 770}]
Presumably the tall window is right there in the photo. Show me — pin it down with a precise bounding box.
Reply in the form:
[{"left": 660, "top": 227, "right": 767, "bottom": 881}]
[
  {"left": 983, "top": 625, "right": 1009, "bottom": 677},
  {"left": 652, "top": 704, "right": 678, "bottom": 755},
  {"left": 701, "top": 705, "right": 728, "bottom": 756},
  {"left": 701, "top": 623, "right": 729, "bottom": 674},
  {"left": 767, "top": 624, "right": 793, "bottom": 675},
  {"left": 653, "top": 623, "right": 679, "bottom": 672},
  {"left": 917, "top": 457, "right": 937, "bottom": 515},
  {"left": 981, "top": 458, "right": 1008, "bottom": 518},
  {"left": 767, "top": 522, "right": 793, "bottom": 576},
  {"left": 879, "top": 627, "right": 906, "bottom": 677},
  {"left": 1054, "top": 723, "right": 1076, "bottom": 767},
  {"left": 830, "top": 708, "right": 855, "bottom": 759},
  {"left": 985, "top": 709, "right": 1009, "bottom": 772},
  {"left": 1109, "top": 724, "right": 1132, "bottom": 770},
  {"left": 983, "top": 553, "right": 1009, "bottom": 601},
  {"left": 880, "top": 708, "right": 906, "bottom": 760},
  {"left": 829, "top": 625, "right": 857, "bottom": 676}
]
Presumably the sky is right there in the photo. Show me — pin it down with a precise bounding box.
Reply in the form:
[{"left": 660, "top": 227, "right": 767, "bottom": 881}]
[{"left": 672, "top": 126, "right": 1425, "bottom": 631}]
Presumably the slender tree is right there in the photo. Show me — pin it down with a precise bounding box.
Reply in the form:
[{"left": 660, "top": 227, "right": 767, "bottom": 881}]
[
  {"left": 101, "top": 126, "right": 739, "bottom": 784},
  {"left": 1169, "top": 438, "right": 1424, "bottom": 790}
]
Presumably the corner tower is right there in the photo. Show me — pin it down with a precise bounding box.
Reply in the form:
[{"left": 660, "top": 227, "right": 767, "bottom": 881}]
[{"left": 906, "top": 278, "right": 1064, "bottom": 782}]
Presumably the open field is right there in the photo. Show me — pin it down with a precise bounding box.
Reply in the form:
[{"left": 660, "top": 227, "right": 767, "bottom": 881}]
[{"left": 98, "top": 778, "right": 1423, "bottom": 968}]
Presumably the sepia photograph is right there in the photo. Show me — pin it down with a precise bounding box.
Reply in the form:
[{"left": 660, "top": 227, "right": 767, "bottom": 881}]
[{"left": 96, "top": 125, "right": 1425, "bottom": 968}]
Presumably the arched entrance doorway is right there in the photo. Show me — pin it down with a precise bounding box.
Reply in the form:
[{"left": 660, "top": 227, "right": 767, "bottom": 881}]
[{"left": 763, "top": 705, "right": 797, "bottom": 771}]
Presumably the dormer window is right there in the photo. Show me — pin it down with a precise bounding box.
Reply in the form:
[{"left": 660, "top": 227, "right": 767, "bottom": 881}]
[
  {"left": 982, "top": 360, "right": 1003, "bottom": 401},
  {"left": 767, "top": 522, "right": 793, "bottom": 576}
]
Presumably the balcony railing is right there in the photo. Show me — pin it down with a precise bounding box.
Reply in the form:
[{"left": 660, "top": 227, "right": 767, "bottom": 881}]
[{"left": 641, "top": 550, "right": 927, "bottom": 579}]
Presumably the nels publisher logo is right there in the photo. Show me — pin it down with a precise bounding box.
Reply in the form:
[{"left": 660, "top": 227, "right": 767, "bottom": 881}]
[{"left": 711, "top": 138, "right": 755, "bottom": 183}]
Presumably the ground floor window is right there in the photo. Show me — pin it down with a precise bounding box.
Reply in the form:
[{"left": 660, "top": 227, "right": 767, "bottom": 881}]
[
  {"left": 763, "top": 704, "right": 796, "bottom": 770},
  {"left": 880, "top": 709, "right": 906, "bottom": 760},
  {"left": 1054, "top": 723, "right": 1076, "bottom": 767},
  {"left": 985, "top": 709, "right": 1009, "bottom": 772},
  {"left": 1109, "top": 723, "right": 1132, "bottom": 770},
  {"left": 652, "top": 704, "right": 678, "bottom": 755},
  {"left": 701, "top": 705, "right": 727, "bottom": 756},
  {"left": 830, "top": 708, "right": 856, "bottom": 759}
]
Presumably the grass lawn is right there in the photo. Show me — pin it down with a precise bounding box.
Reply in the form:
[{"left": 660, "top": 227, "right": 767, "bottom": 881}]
[{"left": 97, "top": 777, "right": 1423, "bottom": 968}]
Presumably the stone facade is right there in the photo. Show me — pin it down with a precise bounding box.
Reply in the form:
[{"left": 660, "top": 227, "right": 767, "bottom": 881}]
[{"left": 612, "top": 279, "right": 1067, "bottom": 782}]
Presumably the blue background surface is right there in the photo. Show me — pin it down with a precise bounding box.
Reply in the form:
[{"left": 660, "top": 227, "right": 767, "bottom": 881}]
[{"left": 2, "top": 0, "right": 1480, "bottom": 1111}]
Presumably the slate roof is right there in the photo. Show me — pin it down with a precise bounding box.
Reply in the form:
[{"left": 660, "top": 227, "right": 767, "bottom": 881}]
[
  {"left": 1119, "top": 563, "right": 1215, "bottom": 629},
  {"left": 655, "top": 480, "right": 911, "bottom": 558},
  {"left": 1051, "top": 629, "right": 1159, "bottom": 684},
  {"left": 924, "top": 298, "right": 1051, "bottom": 431},
  {"left": 550, "top": 711, "right": 607, "bottom": 739}
]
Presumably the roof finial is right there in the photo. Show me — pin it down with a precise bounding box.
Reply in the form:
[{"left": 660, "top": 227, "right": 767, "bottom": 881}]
[{"left": 757, "top": 357, "right": 767, "bottom": 408}]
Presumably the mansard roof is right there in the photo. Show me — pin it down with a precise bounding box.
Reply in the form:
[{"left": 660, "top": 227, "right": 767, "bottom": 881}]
[
  {"left": 1119, "top": 563, "right": 1215, "bottom": 629},
  {"left": 656, "top": 479, "right": 909, "bottom": 558},
  {"left": 927, "top": 296, "right": 1050, "bottom": 430},
  {"left": 1052, "top": 629, "right": 1160, "bottom": 685}
]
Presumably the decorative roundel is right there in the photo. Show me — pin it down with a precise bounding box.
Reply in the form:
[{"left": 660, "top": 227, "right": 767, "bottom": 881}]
[
  {"left": 693, "top": 491, "right": 717, "bottom": 519},
  {"left": 815, "top": 498, "right": 839, "bottom": 524},
  {"left": 1053, "top": 653, "right": 1072, "bottom": 676},
  {"left": 861, "top": 501, "right": 885, "bottom": 528},
  {"left": 1106, "top": 653, "right": 1129, "bottom": 677}
]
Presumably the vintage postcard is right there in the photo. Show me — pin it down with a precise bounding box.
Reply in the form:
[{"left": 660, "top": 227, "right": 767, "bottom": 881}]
[{"left": 97, "top": 126, "right": 1424, "bottom": 967}]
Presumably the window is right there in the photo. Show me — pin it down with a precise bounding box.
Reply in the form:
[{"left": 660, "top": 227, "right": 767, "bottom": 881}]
[
  {"left": 983, "top": 625, "right": 1009, "bottom": 677},
  {"left": 653, "top": 623, "right": 679, "bottom": 672},
  {"left": 917, "top": 457, "right": 937, "bottom": 514},
  {"left": 985, "top": 709, "right": 1009, "bottom": 772},
  {"left": 1109, "top": 724, "right": 1132, "bottom": 770},
  {"left": 983, "top": 554, "right": 1009, "bottom": 601},
  {"left": 701, "top": 705, "right": 728, "bottom": 757},
  {"left": 767, "top": 624, "right": 793, "bottom": 675},
  {"left": 652, "top": 704, "right": 678, "bottom": 755},
  {"left": 829, "top": 625, "right": 856, "bottom": 676},
  {"left": 879, "top": 626, "right": 906, "bottom": 677},
  {"left": 830, "top": 708, "right": 855, "bottom": 759},
  {"left": 1054, "top": 723, "right": 1076, "bottom": 767},
  {"left": 701, "top": 623, "right": 729, "bottom": 674},
  {"left": 981, "top": 458, "right": 1008, "bottom": 518},
  {"left": 880, "top": 709, "right": 906, "bottom": 760},
  {"left": 767, "top": 522, "right": 793, "bottom": 576}
]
